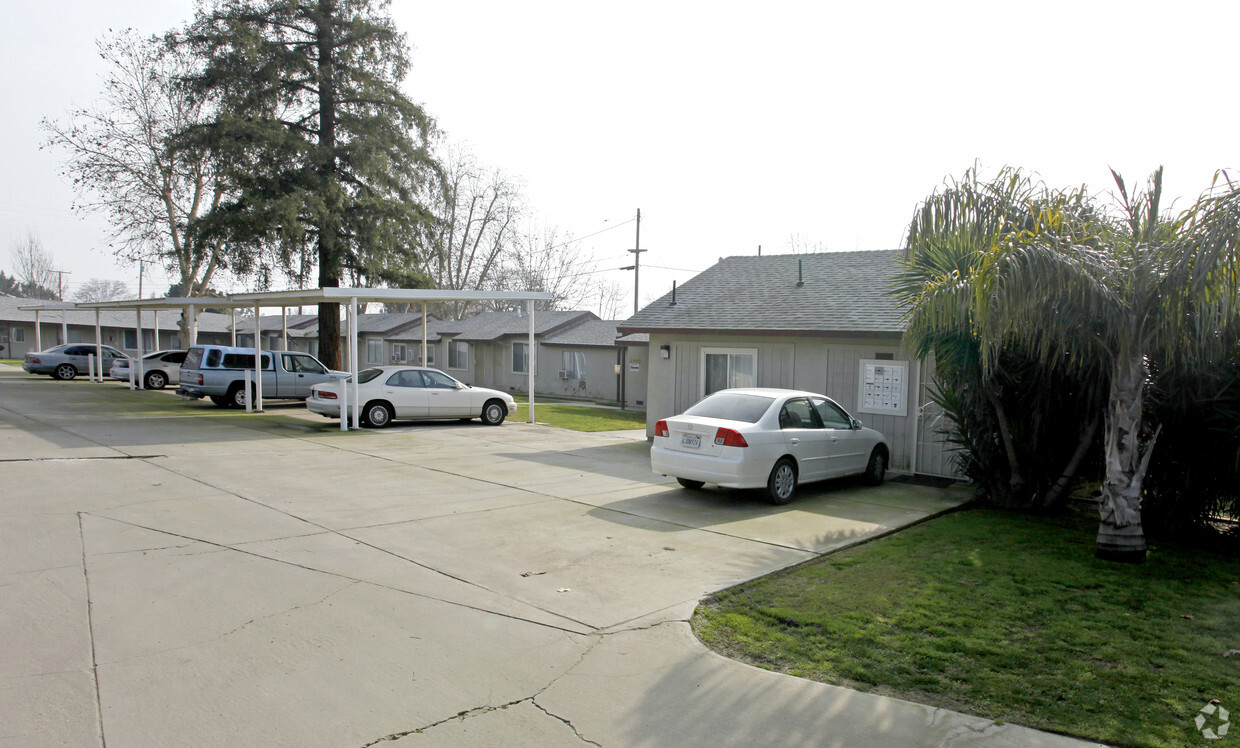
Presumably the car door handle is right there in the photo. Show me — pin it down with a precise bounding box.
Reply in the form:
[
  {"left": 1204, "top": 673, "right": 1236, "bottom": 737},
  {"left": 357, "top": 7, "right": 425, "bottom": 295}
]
[{"left": 788, "top": 438, "right": 800, "bottom": 445}]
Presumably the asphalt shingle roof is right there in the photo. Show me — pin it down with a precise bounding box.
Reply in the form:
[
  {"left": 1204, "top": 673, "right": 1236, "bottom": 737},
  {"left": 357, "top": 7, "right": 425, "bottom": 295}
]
[
  {"left": 449, "top": 310, "right": 598, "bottom": 342},
  {"left": 540, "top": 319, "right": 626, "bottom": 348},
  {"left": 618, "top": 250, "right": 906, "bottom": 335}
]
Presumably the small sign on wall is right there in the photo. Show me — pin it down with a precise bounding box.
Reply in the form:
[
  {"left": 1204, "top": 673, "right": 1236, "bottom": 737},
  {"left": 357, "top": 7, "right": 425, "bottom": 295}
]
[{"left": 857, "top": 359, "right": 909, "bottom": 417}]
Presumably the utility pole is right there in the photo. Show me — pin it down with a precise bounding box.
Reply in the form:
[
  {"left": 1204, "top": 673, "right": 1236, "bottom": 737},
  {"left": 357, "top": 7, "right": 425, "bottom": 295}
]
[
  {"left": 627, "top": 208, "right": 645, "bottom": 315},
  {"left": 52, "top": 270, "right": 71, "bottom": 301}
]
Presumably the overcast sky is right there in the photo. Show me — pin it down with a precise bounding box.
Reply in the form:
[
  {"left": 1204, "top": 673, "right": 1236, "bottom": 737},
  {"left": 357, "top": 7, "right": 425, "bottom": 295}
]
[{"left": 2, "top": 1, "right": 1236, "bottom": 314}]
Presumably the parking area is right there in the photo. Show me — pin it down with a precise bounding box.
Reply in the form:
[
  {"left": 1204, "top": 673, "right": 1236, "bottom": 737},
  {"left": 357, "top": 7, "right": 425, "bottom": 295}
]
[{"left": 1, "top": 366, "right": 1094, "bottom": 747}]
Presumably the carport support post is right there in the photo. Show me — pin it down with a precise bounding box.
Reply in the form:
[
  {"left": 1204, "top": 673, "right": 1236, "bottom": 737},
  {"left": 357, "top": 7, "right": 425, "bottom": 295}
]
[
  {"left": 253, "top": 303, "right": 263, "bottom": 412},
  {"left": 527, "top": 299, "right": 535, "bottom": 424},
  {"left": 420, "top": 303, "right": 427, "bottom": 365},
  {"left": 350, "top": 297, "right": 360, "bottom": 429},
  {"left": 230, "top": 309, "right": 236, "bottom": 346},
  {"left": 281, "top": 307, "right": 288, "bottom": 350},
  {"left": 94, "top": 311, "right": 103, "bottom": 382},
  {"left": 33, "top": 310, "right": 41, "bottom": 351},
  {"left": 133, "top": 309, "right": 144, "bottom": 390},
  {"left": 60, "top": 311, "right": 68, "bottom": 349},
  {"left": 188, "top": 304, "right": 197, "bottom": 345}
]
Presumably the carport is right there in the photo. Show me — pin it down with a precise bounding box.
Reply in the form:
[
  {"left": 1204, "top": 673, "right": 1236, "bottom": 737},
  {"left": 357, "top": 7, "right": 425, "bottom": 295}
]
[
  {"left": 226, "top": 288, "right": 554, "bottom": 429},
  {"left": 71, "top": 288, "right": 554, "bottom": 429}
]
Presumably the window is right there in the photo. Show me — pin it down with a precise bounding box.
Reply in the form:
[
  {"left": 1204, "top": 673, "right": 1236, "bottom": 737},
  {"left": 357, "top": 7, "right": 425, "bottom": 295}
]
[
  {"left": 423, "top": 369, "right": 459, "bottom": 389},
  {"left": 701, "top": 348, "right": 757, "bottom": 396},
  {"left": 283, "top": 354, "right": 326, "bottom": 374},
  {"left": 385, "top": 369, "right": 425, "bottom": 388},
  {"left": 366, "top": 339, "right": 383, "bottom": 364},
  {"left": 170, "top": 336, "right": 180, "bottom": 349},
  {"left": 14, "top": 328, "right": 24, "bottom": 342},
  {"left": 124, "top": 330, "right": 136, "bottom": 349},
  {"left": 778, "top": 398, "right": 819, "bottom": 430},
  {"left": 418, "top": 345, "right": 435, "bottom": 365},
  {"left": 448, "top": 340, "right": 469, "bottom": 370},
  {"left": 391, "top": 344, "right": 406, "bottom": 363},
  {"left": 512, "top": 341, "right": 529, "bottom": 373},
  {"left": 562, "top": 351, "right": 586, "bottom": 379},
  {"left": 812, "top": 397, "right": 853, "bottom": 429}
]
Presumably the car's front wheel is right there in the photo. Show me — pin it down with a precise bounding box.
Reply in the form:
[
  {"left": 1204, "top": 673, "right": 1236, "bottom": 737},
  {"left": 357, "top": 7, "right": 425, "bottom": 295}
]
[
  {"left": 53, "top": 363, "right": 77, "bottom": 381},
  {"left": 363, "top": 401, "right": 393, "bottom": 428},
  {"left": 864, "top": 448, "right": 887, "bottom": 486},
  {"left": 481, "top": 400, "right": 507, "bottom": 426},
  {"left": 765, "top": 458, "right": 798, "bottom": 505},
  {"left": 145, "top": 370, "right": 167, "bottom": 390}
]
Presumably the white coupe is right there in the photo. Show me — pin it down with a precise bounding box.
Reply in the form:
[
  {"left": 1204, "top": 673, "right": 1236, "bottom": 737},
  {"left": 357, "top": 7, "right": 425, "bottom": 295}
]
[
  {"left": 307, "top": 366, "right": 518, "bottom": 428},
  {"left": 651, "top": 388, "right": 889, "bottom": 504}
]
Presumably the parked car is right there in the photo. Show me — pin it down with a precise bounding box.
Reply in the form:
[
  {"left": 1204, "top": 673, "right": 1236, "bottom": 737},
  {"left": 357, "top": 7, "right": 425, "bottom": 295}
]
[
  {"left": 109, "top": 350, "right": 187, "bottom": 390},
  {"left": 177, "top": 344, "right": 345, "bottom": 407},
  {"left": 22, "top": 343, "right": 128, "bottom": 381},
  {"left": 651, "top": 387, "right": 889, "bottom": 505},
  {"left": 307, "top": 365, "right": 518, "bottom": 428}
]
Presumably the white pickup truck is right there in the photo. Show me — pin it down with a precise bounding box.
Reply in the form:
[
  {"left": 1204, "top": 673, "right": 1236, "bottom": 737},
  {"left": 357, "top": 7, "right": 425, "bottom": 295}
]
[{"left": 177, "top": 344, "right": 345, "bottom": 408}]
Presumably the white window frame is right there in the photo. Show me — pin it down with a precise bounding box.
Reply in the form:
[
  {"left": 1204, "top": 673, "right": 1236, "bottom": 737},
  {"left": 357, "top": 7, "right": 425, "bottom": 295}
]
[
  {"left": 448, "top": 340, "right": 469, "bottom": 370},
  {"left": 561, "top": 350, "right": 586, "bottom": 379},
  {"left": 512, "top": 341, "right": 529, "bottom": 374},
  {"left": 391, "top": 343, "right": 406, "bottom": 362},
  {"left": 14, "top": 327, "right": 25, "bottom": 342},
  {"left": 700, "top": 347, "right": 758, "bottom": 397},
  {"left": 365, "top": 338, "right": 383, "bottom": 364}
]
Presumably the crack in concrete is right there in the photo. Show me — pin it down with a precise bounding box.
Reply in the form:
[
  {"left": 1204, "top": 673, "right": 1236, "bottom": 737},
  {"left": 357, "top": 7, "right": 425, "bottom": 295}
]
[{"left": 0, "top": 454, "right": 165, "bottom": 463}]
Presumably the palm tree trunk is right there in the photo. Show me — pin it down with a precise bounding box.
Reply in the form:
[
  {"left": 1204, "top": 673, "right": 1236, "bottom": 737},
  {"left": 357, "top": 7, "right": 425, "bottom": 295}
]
[
  {"left": 1040, "top": 415, "right": 1098, "bottom": 509},
  {"left": 1096, "top": 351, "right": 1158, "bottom": 562}
]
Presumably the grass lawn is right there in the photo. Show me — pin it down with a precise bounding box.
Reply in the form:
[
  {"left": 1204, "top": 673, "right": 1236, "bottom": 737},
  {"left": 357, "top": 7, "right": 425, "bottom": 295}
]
[
  {"left": 692, "top": 506, "right": 1240, "bottom": 747},
  {"left": 514, "top": 396, "right": 647, "bottom": 432}
]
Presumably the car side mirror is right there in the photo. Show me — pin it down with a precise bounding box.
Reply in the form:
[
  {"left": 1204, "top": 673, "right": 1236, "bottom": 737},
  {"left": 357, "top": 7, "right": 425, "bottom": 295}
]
[{"left": 851, "top": 418, "right": 863, "bottom": 429}]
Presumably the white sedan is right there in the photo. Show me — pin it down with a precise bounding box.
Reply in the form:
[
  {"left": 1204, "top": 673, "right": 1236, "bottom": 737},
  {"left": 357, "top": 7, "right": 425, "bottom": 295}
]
[
  {"left": 109, "top": 350, "right": 187, "bottom": 390},
  {"left": 307, "top": 366, "right": 518, "bottom": 428},
  {"left": 651, "top": 388, "right": 889, "bottom": 504}
]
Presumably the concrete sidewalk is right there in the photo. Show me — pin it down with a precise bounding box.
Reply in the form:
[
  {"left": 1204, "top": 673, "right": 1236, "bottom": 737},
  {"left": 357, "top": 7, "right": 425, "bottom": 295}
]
[{"left": 0, "top": 367, "right": 1098, "bottom": 746}]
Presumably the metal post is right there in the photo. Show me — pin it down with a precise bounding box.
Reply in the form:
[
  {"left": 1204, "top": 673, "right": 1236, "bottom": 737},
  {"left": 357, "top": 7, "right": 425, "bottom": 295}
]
[
  {"left": 134, "top": 309, "right": 144, "bottom": 389},
  {"left": 350, "top": 297, "right": 360, "bottom": 429},
  {"left": 627, "top": 208, "right": 646, "bottom": 315},
  {"left": 230, "top": 309, "right": 236, "bottom": 346},
  {"left": 34, "top": 309, "right": 41, "bottom": 352},
  {"left": 281, "top": 307, "right": 288, "bottom": 350},
  {"left": 421, "top": 303, "right": 428, "bottom": 366},
  {"left": 94, "top": 310, "right": 103, "bottom": 381},
  {"left": 527, "top": 299, "right": 535, "bottom": 424},
  {"left": 253, "top": 303, "right": 263, "bottom": 411}
]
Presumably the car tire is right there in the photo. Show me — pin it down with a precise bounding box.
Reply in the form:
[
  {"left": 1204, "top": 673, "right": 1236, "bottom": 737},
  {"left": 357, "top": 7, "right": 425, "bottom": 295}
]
[
  {"left": 765, "top": 458, "right": 798, "bottom": 505},
  {"left": 144, "top": 371, "right": 167, "bottom": 390},
  {"left": 864, "top": 448, "right": 887, "bottom": 486},
  {"left": 228, "top": 383, "right": 251, "bottom": 409},
  {"left": 363, "top": 401, "right": 393, "bottom": 428},
  {"left": 481, "top": 400, "right": 507, "bottom": 426},
  {"left": 210, "top": 395, "right": 230, "bottom": 407},
  {"left": 676, "top": 477, "right": 705, "bottom": 490},
  {"left": 53, "top": 363, "right": 77, "bottom": 381}
]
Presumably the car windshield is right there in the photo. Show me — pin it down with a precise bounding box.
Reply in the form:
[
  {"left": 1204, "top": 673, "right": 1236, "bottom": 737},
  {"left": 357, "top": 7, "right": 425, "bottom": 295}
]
[{"left": 683, "top": 393, "right": 776, "bottom": 423}]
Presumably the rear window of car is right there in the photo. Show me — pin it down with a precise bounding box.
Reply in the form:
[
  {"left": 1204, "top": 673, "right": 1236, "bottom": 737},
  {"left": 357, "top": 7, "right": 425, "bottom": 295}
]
[
  {"left": 357, "top": 368, "right": 384, "bottom": 384},
  {"left": 183, "top": 348, "right": 204, "bottom": 369},
  {"left": 684, "top": 393, "right": 776, "bottom": 423}
]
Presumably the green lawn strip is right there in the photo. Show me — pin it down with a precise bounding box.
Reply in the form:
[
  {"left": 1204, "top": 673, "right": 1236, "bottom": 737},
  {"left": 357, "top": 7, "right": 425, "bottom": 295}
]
[
  {"left": 692, "top": 507, "right": 1240, "bottom": 747},
  {"left": 510, "top": 395, "right": 646, "bottom": 432}
]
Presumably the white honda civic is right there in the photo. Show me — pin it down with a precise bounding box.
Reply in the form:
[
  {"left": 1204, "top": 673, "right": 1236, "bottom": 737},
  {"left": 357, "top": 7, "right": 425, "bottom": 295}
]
[
  {"left": 308, "top": 366, "right": 518, "bottom": 428},
  {"left": 651, "top": 388, "right": 888, "bottom": 504}
]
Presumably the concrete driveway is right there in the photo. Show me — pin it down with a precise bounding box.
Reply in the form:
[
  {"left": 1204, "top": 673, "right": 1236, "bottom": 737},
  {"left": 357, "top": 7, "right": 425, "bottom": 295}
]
[{"left": 0, "top": 366, "right": 1097, "bottom": 747}]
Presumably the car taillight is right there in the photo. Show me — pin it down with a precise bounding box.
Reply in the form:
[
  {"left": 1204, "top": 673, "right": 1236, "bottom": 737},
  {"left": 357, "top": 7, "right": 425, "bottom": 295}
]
[
  {"left": 318, "top": 390, "right": 337, "bottom": 400},
  {"left": 654, "top": 420, "right": 669, "bottom": 438},
  {"left": 194, "top": 374, "right": 203, "bottom": 385},
  {"left": 714, "top": 427, "right": 748, "bottom": 447},
  {"left": 29, "top": 357, "right": 40, "bottom": 363}
]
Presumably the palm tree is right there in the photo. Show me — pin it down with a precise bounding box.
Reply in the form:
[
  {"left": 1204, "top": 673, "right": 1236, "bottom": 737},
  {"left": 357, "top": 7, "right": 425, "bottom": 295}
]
[
  {"left": 959, "top": 167, "right": 1240, "bottom": 561},
  {"left": 894, "top": 167, "right": 1106, "bottom": 510}
]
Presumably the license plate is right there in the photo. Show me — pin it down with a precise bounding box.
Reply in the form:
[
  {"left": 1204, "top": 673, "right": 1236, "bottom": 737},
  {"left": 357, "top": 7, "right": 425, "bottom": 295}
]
[{"left": 680, "top": 434, "right": 701, "bottom": 448}]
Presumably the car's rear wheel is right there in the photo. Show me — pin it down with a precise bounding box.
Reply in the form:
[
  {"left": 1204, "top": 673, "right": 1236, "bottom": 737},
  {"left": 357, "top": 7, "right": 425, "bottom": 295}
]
[
  {"left": 363, "top": 401, "right": 393, "bottom": 428},
  {"left": 676, "top": 477, "right": 705, "bottom": 490},
  {"left": 481, "top": 400, "right": 507, "bottom": 426},
  {"left": 53, "top": 363, "right": 77, "bottom": 381},
  {"left": 864, "top": 448, "right": 887, "bottom": 486},
  {"left": 766, "top": 458, "right": 798, "bottom": 505},
  {"left": 144, "top": 370, "right": 167, "bottom": 390},
  {"left": 228, "top": 383, "right": 251, "bottom": 409},
  {"left": 209, "top": 395, "right": 230, "bottom": 407}
]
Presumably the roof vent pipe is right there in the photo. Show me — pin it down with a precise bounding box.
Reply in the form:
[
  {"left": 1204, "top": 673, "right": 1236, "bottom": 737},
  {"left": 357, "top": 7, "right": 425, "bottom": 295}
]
[
  {"left": 669, "top": 281, "right": 677, "bottom": 306},
  {"left": 796, "top": 259, "right": 804, "bottom": 288}
]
